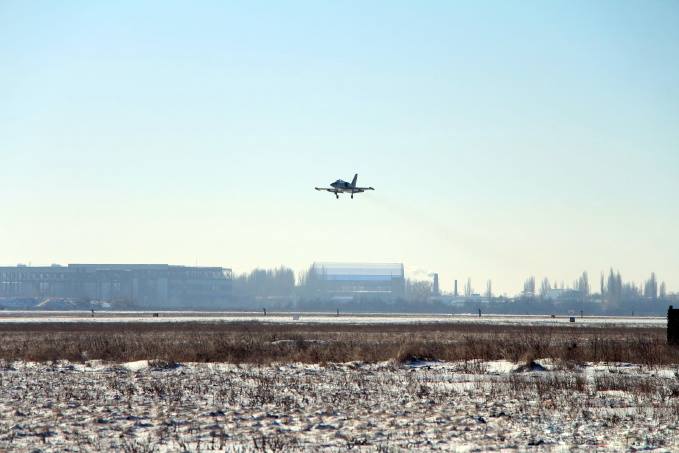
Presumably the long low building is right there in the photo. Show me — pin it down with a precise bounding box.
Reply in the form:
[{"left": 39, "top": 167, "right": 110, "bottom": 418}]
[
  {"left": 0, "top": 264, "right": 232, "bottom": 309},
  {"left": 306, "top": 262, "right": 405, "bottom": 300}
]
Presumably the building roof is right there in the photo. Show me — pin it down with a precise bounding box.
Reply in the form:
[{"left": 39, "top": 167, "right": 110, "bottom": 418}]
[
  {"left": 68, "top": 264, "right": 228, "bottom": 271},
  {"left": 311, "top": 262, "right": 404, "bottom": 281}
]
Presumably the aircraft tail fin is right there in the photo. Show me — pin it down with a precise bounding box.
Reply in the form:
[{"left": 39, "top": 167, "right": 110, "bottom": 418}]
[{"left": 351, "top": 173, "right": 358, "bottom": 188}]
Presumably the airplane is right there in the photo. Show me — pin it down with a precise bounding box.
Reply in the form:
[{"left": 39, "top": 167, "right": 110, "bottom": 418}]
[{"left": 315, "top": 174, "right": 375, "bottom": 199}]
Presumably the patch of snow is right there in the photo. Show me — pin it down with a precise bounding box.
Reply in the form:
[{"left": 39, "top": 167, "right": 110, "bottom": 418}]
[
  {"left": 123, "top": 360, "right": 149, "bottom": 371},
  {"left": 484, "top": 360, "right": 516, "bottom": 374}
]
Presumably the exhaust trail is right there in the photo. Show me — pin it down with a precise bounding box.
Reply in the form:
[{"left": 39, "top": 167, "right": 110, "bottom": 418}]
[{"left": 363, "top": 191, "right": 515, "bottom": 269}]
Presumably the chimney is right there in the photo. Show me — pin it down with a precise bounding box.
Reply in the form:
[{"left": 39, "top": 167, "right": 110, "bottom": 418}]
[
  {"left": 454, "top": 279, "right": 458, "bottom": 297},
  {"left": 433, "top": 273, "right": 440, "bottom": 296}
]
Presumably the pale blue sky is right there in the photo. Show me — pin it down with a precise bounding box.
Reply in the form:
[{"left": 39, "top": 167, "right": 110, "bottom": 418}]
[{"left": 1, "top": 1, "right": 678, "bottom": 294}]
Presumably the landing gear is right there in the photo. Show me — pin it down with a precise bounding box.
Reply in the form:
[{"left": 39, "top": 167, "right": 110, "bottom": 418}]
[
  {"left": 351, "top": 193, "right": 354, "bottom": 199},
  {"left": 335, "top": 193, "right": 339, "bottom": 199}
]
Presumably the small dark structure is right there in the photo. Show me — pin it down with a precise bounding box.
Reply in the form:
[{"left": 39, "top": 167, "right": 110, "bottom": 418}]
[
  {"left": 569, "top": 317, "right": 575, "bottom": 323},
  {"left": 668, "top": 306, "right": 679, "bottom": 345}
]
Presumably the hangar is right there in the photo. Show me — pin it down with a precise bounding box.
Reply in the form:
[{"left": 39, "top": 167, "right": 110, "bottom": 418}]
[{"left": 306, "top": 262, "right": 405, "bottom": 300}]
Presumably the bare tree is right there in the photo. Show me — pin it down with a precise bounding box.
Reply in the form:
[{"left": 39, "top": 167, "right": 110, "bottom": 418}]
[
  {"left": 606, "top": 269, "right": 622, "bottom": 303},
  {"left": 485, "top": 280, "right": 493, "bottom": 300},
  {"left": 539, "top": 278, "right": 551, "bottom": 298},
  {"left": 406, "top": 279, "right": 432, "bottom": 302},
  {"left": 464, "top": 278, "right": 473, "bottom": 297},
  {"left": 575, "top": 271, "right": 590, "bottom": 296},
  {"left": 523, "top": 276, "right": 536, "bottom": 297},
  {"left": 234, "top": 266, "right": 296, "bottom": 299},
  {"left": 644, "top": 272, "right": 658, "bottom": 300}
]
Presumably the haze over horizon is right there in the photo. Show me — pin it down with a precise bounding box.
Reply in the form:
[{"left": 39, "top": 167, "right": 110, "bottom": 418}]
[{"left": 2, "top": 1, "right": 678, "bottom": 295}]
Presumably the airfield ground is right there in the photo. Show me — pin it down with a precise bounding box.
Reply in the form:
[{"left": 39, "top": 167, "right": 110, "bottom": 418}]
[
  {"left": 0, "top": 314, "right": 677, "bottom": 451},
  {"left": 0, "top": 314, "right": 673, "bottom": 364}
]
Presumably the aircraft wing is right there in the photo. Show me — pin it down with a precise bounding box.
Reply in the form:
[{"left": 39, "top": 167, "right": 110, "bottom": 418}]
[
  {"left": 315, "top": 187, "right": 339, "bottom": 192},
  {"left": 354, "top": 187, "right": 375, "bottom": 191}
]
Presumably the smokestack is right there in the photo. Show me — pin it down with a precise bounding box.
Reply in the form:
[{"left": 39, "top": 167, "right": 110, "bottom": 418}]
[
  {"left": 433, "top": 273, "right": 440, "bottom": 296},
  {"left": 454, "top": 279, "right": 458, "bottom": 297}
]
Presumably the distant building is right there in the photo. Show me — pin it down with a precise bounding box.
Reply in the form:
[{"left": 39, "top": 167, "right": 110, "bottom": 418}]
[
  {"left": 0, "top": 264, "right": 232, "bottom": 309},
  {"left": 543, "top": 288, "right": 582, "bottom": 302},
  {"left": 435, "top": 290, "right": 502, "bottom": 305},
  {"left": 305, "top": 262, "right": 405, "bottom": 301}
]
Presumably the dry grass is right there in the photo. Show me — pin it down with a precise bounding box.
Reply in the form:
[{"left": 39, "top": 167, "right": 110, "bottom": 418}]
[{"left": 0, "top": 321, "right": 676, "bottom": 365}]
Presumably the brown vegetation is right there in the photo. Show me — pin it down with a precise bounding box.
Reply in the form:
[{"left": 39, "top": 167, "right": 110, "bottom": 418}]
[{"left": 0, "top": 321, "right": 676, "bottom": 365}]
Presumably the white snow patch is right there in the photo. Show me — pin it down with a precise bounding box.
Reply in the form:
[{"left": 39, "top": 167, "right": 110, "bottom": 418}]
[
  {"left": 485, "top": 360, "right": 516, "bottom": 374},
  {"left": 123, "top": 360, "right": 149, "bottom": 371}
]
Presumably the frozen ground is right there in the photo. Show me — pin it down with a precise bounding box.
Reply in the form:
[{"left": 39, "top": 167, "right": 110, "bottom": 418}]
[
  {"left": 1, "top": 359, "right": 678, "bottom": 451},
  {"left": 0, "top": 311, "right": 666, "bottom": 327}
]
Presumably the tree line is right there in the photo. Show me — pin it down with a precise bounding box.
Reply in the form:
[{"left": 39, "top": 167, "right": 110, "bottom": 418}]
[{"left": 231, "top": 265, "right": 672, "bottom": 304}]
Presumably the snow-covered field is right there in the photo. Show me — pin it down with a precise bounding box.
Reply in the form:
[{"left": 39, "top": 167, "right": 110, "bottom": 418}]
[
  {"left": 0, "top": 311, "right": 667, "bottom": 327},
  {"left": 1, "top": 359, "right": 678, "bottom": 451}
]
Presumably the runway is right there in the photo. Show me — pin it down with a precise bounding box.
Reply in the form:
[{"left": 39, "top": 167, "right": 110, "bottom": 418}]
[{"left": 0, "top": 311, "right": 666, "bottom": 327}]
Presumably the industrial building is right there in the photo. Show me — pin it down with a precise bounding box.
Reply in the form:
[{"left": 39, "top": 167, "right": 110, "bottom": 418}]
[
  {"left": 0, "top": 264, "right": 232, "bottom": 309},
  {"left": 305, "top": 262, "right": 405, "bottom": 300}
]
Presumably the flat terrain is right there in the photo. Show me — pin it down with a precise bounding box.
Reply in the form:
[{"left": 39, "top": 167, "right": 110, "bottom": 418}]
[
  {"left": 0, "top": 311, "right": 667, "bottom": 327},
  {"left": 1, "top": 359, "right": 678, "bottom": 451},
  {"left": 0, "top": 317, "right": 674, "bottom": 364},
  {"left": 1, "top": 317, "right": 677, "bottom": 451}
]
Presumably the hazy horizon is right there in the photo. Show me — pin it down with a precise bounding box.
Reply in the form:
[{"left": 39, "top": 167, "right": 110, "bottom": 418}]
[{"left": 2, "top": 1, "right": 678, "bottom": 295}]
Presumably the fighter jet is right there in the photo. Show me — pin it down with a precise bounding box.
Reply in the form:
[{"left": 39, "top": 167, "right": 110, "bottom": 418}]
[{"left": 315, "top": 174, "right": 375, "bottom": 199}]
